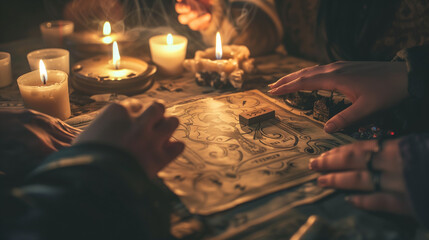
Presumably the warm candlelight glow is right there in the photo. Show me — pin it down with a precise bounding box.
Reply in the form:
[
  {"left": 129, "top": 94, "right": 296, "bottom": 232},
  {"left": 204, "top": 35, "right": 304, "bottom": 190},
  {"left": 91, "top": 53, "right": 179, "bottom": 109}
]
[
  {"left": 102, "top": 21, "right": 113, "bottom": 44},
  {"left": 103, "top": 21, "right": 111, "bottom": 36},
  {"left": 216, "top": 32, "right": 222, "bottom": 60},
  {"left": 112, "top": 41, "right": 120, "bottom": 69},
  {"left": 167, "top": 33, "right": 173, "bottom": 45},
  {"left": 39, "top": 60, "right": 48, "bottom": 85}
]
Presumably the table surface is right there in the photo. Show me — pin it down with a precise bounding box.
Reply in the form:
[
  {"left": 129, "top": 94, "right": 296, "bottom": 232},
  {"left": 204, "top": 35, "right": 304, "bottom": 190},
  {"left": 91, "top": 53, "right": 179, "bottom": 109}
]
[{"left": 0, "top": 38, "right": 425, "bottom": 240}]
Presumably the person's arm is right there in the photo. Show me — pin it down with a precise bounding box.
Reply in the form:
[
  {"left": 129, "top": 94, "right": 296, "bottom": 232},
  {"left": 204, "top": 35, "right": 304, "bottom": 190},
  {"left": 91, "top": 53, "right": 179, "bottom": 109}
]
[
  {"left": 177, "top": 0, "right": 282, "bottom": 56},
  {"left": 1, "top": 100, "right": 184, "bottom": 240},
  {"left": 1, "top": 144, "right": 172, "bottom": 240},
  {"left": 399, "top": 133, "right": 429, "bottom": 228}
]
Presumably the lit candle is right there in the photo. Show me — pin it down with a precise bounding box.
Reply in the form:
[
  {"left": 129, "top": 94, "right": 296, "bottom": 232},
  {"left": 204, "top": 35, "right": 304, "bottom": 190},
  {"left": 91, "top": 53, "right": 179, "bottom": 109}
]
[
  {"left": 112, "top": 41, "right": 120, "bottom": 70},
  {"left": 27, "top": 48, "right": 70, "bottom": 74},
  {"left": 216, "top": 32, "right": 222, "bottom": 60},
  {"left": 149, "top": 33, "right": 187, "bottom": 75},
  {"left": 71, "top": 41, "right": 154, "bottom": 94},
  {"left": 17, "top": 60, "right": 71, "bottom": 120},
  {"left": 66, "top": 21, "right": 137, "bottom": 58},
  {"left": 40, "top": 20, "right": 74, "bottom": 48},
  {"left": 0, "top": 52, "right": 12, "bottom": 88},
  {"left": 102, "top": 21, "right": 113, "bottom": 44},
  {"left": 183, "top": 32, "right": 254, "bottom": 89}
]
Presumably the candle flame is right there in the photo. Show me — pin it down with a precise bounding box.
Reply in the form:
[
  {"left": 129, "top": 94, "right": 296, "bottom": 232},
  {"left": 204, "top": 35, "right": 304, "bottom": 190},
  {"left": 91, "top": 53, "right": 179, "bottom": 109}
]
[
  {"left": 215, "top": 32, "right": 222, "bottom": 60},
  {"left": 112, "top": 41, "right": 120, "bottom": 69},
  {"left": 103, "top": 21, "right": 111, "bottom": 36},
  {"left": 39, "top": 60, "right": 48, "bottom": 85},
  {"left": 102, "top": 36, "right": 113, "bottom": 44},
  {"left": 167, "top": 33, "right": 173, "bottom": 45}
]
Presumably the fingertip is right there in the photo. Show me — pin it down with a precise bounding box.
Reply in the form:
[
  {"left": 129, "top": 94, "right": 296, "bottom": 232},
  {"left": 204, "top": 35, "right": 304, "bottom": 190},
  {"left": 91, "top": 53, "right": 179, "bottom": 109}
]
[
  {"left": 178, "top": 14, "right": 188, "bottom": 24},
  {"left": 166, "top": 141, "right": 185, "bottom": 158},
  {"left": 324, "top": 122, "right": 338, "bottom": 133},
  {"left": 267, "top": 88, "right": 282, "bottom": 95},
  {"left": 317, "top": 175, "right": 328, "bottom": 187},
  {"left": 151, "top": 101, "right": 166, "bottom": 113},
  {"left": 309, "top": 158, "right": 319, "bottom": 170},
  {"left": 268, "top": 77, "right": 285, "bottom": 89},
  {"left": 175, "top": 2, "right": 191, "bottom": 14},
  {"left": 201, "top": 13, "right": 212, "bottom": 21},
  {"left": 167, "top": 116, "right": 180, "bottom": 130}
]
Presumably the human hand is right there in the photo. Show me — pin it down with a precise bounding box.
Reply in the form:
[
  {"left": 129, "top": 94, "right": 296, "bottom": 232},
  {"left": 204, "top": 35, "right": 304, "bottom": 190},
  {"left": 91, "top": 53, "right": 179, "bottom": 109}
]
[
  {"left": 0, "top": 109, "right": 81, "bottom": 177},
  {"left": 309, "top": 139, "right": 413, "bottom": 215},
  {"left": 73, "top": 99, "right": 185, "bottom": 178},
  {"left": 176, "top": 0, "right": 212, "bottom": 31},
  {"left": 268, "top": 61, "right": 409, "bottom": 133}
]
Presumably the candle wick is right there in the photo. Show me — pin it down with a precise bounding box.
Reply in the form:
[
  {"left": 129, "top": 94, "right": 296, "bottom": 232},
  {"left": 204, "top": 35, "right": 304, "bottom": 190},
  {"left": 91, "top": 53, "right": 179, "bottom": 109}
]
[{"left": 42, "top": 75, "right": 47, "bottom": 85}]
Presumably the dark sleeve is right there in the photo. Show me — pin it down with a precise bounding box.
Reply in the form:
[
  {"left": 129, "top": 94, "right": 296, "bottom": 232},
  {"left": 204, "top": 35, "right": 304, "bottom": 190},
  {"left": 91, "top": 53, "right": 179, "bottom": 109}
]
[
  {"left": 392, "top": 45, "right": 429, "bottom": 133},
  {"left": 395, "top": 44, "right": 429, "bottom": 101},
  {"left": 400, "top": 133, "right": 429, "bottom": 228},
  {"left": 0, "top": 144, "right": 173, "bottom": 240}
]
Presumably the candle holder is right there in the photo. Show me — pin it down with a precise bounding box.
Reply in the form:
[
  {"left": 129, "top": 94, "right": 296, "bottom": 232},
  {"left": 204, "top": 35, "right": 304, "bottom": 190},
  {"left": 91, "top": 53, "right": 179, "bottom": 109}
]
[
  {"left": 40, "top": 20, "right": 74, "bottom": 48},
  {"left": 183, "top": 45, "right": 254, "bottom": 89},
  {"left": 0, "top": 52, "right": 12, "bottom": 88},
  {"left": 71, "top": 56, "right": 156, "bottom": 95},
  {"left": 27, "top": 48, "right": 70, "bottom": 74}
]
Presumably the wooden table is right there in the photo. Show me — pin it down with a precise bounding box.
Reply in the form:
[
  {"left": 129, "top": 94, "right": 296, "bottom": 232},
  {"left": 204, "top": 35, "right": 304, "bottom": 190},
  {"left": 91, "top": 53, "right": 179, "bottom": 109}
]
[{"left": 0, "top": 38, "right": 420, "bottom": 240}]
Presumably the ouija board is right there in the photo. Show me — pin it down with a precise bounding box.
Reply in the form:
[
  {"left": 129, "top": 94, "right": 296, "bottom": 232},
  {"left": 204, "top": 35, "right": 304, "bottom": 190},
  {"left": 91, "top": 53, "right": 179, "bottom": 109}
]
[{"left": 159, "top": 90, "right": 353, "bottom": 215}]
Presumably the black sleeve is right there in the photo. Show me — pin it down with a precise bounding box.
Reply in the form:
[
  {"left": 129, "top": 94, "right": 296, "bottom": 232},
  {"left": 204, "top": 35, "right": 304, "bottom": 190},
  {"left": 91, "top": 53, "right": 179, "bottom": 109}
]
[
  {"left": 392, "top": 45, "right": 429, "bottom": 133},
  {"left": 0, "top": 144, "right": 174, "bottom": 240},
  {"left": 400, "top": 133, "right": 429, "bottom": 228},
  {"left": 395, "top": 44, "right": 429, "bottom": 101}
]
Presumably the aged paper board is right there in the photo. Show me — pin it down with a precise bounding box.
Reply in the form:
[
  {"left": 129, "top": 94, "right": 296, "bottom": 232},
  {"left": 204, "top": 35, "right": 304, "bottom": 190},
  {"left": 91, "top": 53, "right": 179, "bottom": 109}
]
[{"left": 159, "top": 90, "right": 353, "bottom": 215}]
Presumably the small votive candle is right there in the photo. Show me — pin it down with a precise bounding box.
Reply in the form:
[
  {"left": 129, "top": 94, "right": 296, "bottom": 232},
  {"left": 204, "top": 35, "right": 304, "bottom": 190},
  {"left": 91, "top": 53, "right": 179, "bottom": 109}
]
[
  {"left": 17, "top": 64, "right": 71, "bottom": 120},
  {"left": 27, "top": 48, "right": 70, "bottom": 74},
  {"left": 0, "top": 52, "right": 12, "bottom": 88},
  {"left": 149, "top": 33, "right": 187, "bottom": 75},
  {"left": 40, "top": 20, "right": 74, "bottom": 48}
]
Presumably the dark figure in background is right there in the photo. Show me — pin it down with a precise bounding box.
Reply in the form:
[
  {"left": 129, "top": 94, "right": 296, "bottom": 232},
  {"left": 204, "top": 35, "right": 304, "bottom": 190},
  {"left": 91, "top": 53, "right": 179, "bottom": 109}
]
[{"left": 177, "top": 0, "right": 429, "bottom": 61}]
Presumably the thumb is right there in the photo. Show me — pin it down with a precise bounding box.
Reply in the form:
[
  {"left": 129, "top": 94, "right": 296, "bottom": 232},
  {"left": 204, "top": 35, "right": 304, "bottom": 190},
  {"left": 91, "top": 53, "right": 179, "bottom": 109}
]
[{"left": 324, "top": 99, "right": 371, "bottom": 133}]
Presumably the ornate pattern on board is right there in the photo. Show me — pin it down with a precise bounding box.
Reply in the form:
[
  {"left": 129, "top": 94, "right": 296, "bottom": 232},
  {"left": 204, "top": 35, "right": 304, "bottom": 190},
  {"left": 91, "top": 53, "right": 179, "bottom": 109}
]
[{"left": 159, "top": 90, "right": 352, "bottom": 215}]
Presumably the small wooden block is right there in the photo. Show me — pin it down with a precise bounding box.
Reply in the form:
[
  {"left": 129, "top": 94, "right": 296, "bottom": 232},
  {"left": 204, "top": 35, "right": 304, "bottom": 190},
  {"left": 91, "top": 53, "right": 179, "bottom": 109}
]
[{"left": 239, "top": 107, "right": 275, "bottom": 125}]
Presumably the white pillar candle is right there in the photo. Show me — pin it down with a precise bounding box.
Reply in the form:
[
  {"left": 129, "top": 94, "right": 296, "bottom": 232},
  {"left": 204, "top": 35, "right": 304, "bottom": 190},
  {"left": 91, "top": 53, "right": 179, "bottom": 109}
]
[
  {"left": 17, "top": 68, "right": 71, "bottom": 120},
  {"left": 40, "top": 20, "right": 74, "bottom": 48},
  {"left": 0, "top": 52, "right": 12, "bottom": 88},
  {"left": 27, "top": 48, "right": 70, "bottom": 74},
  {"left": 149, "top": 34, "right": 187, "bottom": 75}
]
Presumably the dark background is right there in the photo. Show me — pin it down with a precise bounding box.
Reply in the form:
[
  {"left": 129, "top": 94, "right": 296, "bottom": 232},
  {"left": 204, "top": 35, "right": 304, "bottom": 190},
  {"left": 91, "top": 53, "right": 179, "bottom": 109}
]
[
  {"left": 0, "top": 0, "right": 179, "bottom": 44},
  {"left": 0, "top": 0, "right": 62, "bottom": 43}
]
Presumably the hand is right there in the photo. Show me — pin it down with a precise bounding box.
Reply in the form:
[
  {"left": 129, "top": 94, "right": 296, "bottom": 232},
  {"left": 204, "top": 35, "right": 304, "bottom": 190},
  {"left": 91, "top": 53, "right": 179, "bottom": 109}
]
[
  {"left": 176, "top": 0, "right": 212, "bottom": 31},
  {"left": 74, "top": 99, "right": 185, "bottom": 178},
  {"left": 309, "top": 139, "right": 413, "bottom": 215},
  {"left": 0, "top": 109, "right": 81, "bottom": 176},
  {"left": 268, "top": 61, "right": 409, "bottom": 133}
]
